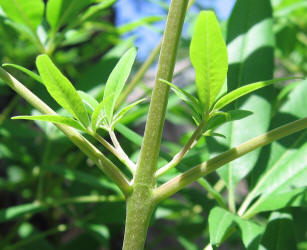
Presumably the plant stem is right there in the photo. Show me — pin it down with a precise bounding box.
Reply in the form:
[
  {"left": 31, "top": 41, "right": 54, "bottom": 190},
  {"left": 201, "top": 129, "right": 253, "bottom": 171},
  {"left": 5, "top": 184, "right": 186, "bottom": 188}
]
[
  {"left": 116, "top": 0, "right": 196, "bottom": 109},
  {"left": 95, "top": 132, "right": 136, "bottom": 173},
  {"left": 155, "top": 116, "right": 208, "bottom": 178},
  {"left": 0, "top": 68, "right": 131, "bottom": 196},
  {"left": 197, "top": 179, "right": 227, "bottom": 209},
  {"left": 122, "top": 1, "right": 189, "bottom": 249},
  {"left": 153, "top": 117, "right": 307, "bottom": 203},
  {"left": 0, "top": 95, "right": 19, "bottom": 126},
  {"left": 109, "top": 130, "right": 136, "bottom": 171}
]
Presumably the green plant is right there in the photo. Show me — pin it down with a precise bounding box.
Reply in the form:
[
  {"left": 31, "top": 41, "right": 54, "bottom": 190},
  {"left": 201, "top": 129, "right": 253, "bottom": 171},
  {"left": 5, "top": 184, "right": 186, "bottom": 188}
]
[{"left": 1, "top": 0, "right": 307, "bottom": 249}]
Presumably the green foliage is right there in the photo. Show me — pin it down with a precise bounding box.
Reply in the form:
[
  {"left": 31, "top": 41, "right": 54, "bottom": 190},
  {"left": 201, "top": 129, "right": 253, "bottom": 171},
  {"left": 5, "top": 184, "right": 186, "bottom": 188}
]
[
  {"left": 102, "top": 47, "right": 137, "bottom": 125},
  {"left": 190, "top": 10, "right": 228, "bottom": 111},
  {"left": 36, "top": 54, "right": 90, "bottom": 128},
  {"left": 0, "top": 0, "right": 306, "bottom": 249},
  {"left": 209, "top": 207, "right": 264, "bottom": 249},
  {"left": 12, "top": 115, "right": 86, "bottom": 131},
  {"left": 0, "top": 0, "right": 44, "bottom": 30}
]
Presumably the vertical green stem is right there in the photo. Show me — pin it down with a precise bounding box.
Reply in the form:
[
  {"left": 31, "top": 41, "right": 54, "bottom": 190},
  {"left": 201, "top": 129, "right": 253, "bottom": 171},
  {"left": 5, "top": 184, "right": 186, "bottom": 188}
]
[{"left": 122, "top": 1, "right": 189, "bottom": 249}]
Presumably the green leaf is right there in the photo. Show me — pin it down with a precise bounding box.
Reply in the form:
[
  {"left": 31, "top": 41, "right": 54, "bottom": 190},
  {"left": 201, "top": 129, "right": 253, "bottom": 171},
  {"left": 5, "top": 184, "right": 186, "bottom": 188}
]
[
  {"left": 241, "top": 80, "right": 307, "bottom": 217},
  {"left": 215, "top": 0, "right": 275, "bottom": 193},
  {"left": 45, "top": 165, "right": 120, "bottom": 193},
  {"left": 46, "top": 0, "right": 92, "bottom": 32},
  {"left": 103, "top": 47, "right": 137, "bottom": 123},
  {"left": 208, "top": 110, "right": 253, "bottom": 130},
  {"left": 3, "top": 19, "right": 39, "bottom": 46},
  {"left": 80, "top": 0, "right": 117, "bottom": 23},
  {"left": 203, "top": 130, "right": 226, "bottom": 139},
  {"left": 115, "top": 123, "right": 143, "bottom": 147},
  {"left": 0, "top": 0, "right": 44, "bottom": 30},
  {"left": 36, "top": 54, "right": 89, "bottom": 127},
  {"left": 261, "top": 212, "right": 297, "bottom": 250},
  {"left": 78, "top": 90, "right": 99, "bottom": 114},
  {"left": 160, "top": 79, "right": 203, "bottom": 120},
  {"left": 248, "top": 188, "right": 307, "bottom": 215},
  {"left": 2, "top": 63, "right": 42, "bottom": 83},
  {"left": 118, "top": 16, "right": 164, "bottom": 34},
  {"left": 190, "top": 11, "right": 228, "bottom": 111},
  {"left": 213, "top": 77, "right": 303, "bottom": 111},
  {"left": 111, "top": 98, "right": 146, "bottom": 129},
  {"left": 208, "top": 207, "right": 264, "bottom": 249},
  {"left": 91, "top": 95, "right": 115, "bottom": 132},
  {"left": 0, "top": 203, "right": 46, "bottom": 223},
  {"left": 12, "top": 115, "right": 85, "bottom": 131}
]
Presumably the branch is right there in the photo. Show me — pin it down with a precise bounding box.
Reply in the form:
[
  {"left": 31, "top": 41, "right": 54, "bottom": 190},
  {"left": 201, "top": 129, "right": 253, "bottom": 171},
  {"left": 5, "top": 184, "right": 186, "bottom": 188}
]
[
  {"left": 109, "top": 130, "right": 136, "bottom": 172},
  {"left": 0, "top": 68, "right": 132, "bottom": 196},
  {"left": 94, "top": 132, "right": 136, "bottom": 173},
  {"left": 155, "top": 116, "right": 208, "bottom": 178},
  {"left": 153, "top": 117, "right": 307, "bottom": 203}
]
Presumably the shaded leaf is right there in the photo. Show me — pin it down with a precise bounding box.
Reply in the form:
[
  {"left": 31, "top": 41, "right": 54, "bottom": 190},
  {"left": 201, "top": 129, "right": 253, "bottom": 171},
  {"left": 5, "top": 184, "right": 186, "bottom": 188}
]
[
  {"left": 45, "top": 165, "right": 120, "bottom": 193},
  {"left": 36, "top": 54, "right": 89, "bottom": 127},
  {"left": 261, "top": 212, "right": 297, "bottom": 250},
  {"left": 241, "top": 80, "right": 307, "bottom": 217},
  {"left": 0, "top": 203, "right": 46, "bottom": 223},
  {"left": 209, "top": 207, "right": 264, "bottom": 249},
  {"left": 12, "top": 115, "right": 85, "bottom": 131},
  {"left": 190, "top": 11, "right": 228, "bottom": 110},
  {"left": 160, "top": 79, "right": 203, "bottom": 120},
  {"left": 208, "top": 110, "right": 253, "bottom": 130},
  {"left": 46, "top": 0, "right": 92, "bottom": 32},
  {"left": 215, "top": 0, "right": 275, "bottom": 192},
  {"left": 80, "top": 0, "right": 117, "bottom": 23}
]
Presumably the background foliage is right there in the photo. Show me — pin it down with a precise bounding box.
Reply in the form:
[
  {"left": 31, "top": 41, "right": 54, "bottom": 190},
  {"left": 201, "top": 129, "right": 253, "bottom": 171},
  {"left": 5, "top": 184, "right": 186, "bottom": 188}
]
[{"left": 0, "top": 0, "right": 306, "bottom": 249}]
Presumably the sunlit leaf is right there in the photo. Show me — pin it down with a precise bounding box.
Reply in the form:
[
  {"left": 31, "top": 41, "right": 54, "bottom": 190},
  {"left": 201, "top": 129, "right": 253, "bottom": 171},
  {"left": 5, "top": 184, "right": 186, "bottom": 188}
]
[
  {"left": 190, "top": 11, "right": 228, "bottom": 111},
  {"left": 0, "top": 0, "right": 44, "bottom": 30},
  {"left": 213, "top": 77, "right": 303, "bottom": 111},
  {"left": 3, "top": 63, "right": 42, "bottom": 83},
  {"left": 103, "top": 47, "right": 137, "bottom": 124},
  {"left": 12, "top": 115, "right": 85, "bottom": 131},
  {"left": 36, "top": 54, "right": 89, "bottom": 127},
  {"left": 78, "top": 90, "right": 99, "bottom": 114}
]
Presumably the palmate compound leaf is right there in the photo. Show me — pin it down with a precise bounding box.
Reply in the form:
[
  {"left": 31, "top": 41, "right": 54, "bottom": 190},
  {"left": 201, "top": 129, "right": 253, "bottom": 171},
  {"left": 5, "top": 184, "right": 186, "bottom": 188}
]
[
  {"left": 190, "top": 11, "right": 228, "bottom": 112},
  {"left": 209, "top": 207, "right": 264, "bottom": 250},
  {"left": 212, "top": 77, "right": 304, "bottom": 112},
  {"left": 103, "top": 47, "right": 137, "bottom": 124},
  {"left": 11, "top": 115, "right": 86, "bottom": 132},
  {"left": 2, "top": 63, "right": 42, "bottom": 83},
  {"left": 36, "top": 54, "right": 90, "bottom": 128}
]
